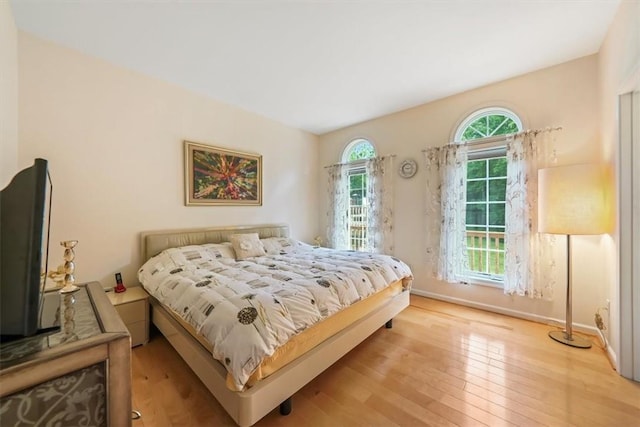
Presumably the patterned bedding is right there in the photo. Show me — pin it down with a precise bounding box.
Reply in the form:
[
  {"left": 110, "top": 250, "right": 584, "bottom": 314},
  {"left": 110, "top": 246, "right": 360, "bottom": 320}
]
[{"left": 138, "top": 238, "right": 412, "bottom": 391}]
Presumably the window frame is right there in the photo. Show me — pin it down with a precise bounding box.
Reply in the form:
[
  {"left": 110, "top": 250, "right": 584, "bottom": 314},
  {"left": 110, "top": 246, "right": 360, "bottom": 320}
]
[
  {"left": 464, "top": 146, "right": 507, "bottom": 287},
  {"left": 342, "top": 138, "right": 377, "bottom": 252},
  {"left": 342, "top": 138, "right": 376, "bottom": 163},
  {"left": 454, "top": 107, "right": 522, "bottom": 287},
  {"left": 454, "top": 107, "right": 523, "bottom": 143}
]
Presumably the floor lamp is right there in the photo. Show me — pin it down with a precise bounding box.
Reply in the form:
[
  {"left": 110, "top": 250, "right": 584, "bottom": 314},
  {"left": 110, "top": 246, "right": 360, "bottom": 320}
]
[{"left": 538, "top": 164, "right": 610, "bottom": 349}]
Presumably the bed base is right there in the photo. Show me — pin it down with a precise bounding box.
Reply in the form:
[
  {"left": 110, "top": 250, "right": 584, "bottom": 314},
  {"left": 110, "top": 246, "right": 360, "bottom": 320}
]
[{"left": 150, "top": 289, "right": 409, "bottom": 426}]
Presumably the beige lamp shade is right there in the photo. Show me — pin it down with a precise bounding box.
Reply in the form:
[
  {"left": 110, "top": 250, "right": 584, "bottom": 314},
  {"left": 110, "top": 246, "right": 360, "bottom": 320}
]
[{"left": 538, "top": 164, "right": 611, "bottom": 235}]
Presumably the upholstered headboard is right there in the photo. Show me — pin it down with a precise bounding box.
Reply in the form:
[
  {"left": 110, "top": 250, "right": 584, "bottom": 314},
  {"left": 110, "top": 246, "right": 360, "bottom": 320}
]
[{"left": 140, "top": 223, "right": 290, "bottom": 261}]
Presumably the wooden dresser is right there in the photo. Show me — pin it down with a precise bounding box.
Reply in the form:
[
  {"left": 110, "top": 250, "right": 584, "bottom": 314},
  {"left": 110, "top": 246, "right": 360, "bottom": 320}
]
[{"left": 0, "top": 282, "right": 131, "bottom": 426}]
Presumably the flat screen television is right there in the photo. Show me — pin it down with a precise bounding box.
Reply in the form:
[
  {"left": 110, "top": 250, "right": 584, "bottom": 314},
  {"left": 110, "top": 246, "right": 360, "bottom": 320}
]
[{"left": 0, "top": 158, "right": 55, "bottom": 342}]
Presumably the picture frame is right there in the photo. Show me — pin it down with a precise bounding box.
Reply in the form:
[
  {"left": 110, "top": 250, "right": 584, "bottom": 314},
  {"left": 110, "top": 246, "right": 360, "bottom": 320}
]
[{"left": 184, "top": 141, "right": 262, "bottom": 206}]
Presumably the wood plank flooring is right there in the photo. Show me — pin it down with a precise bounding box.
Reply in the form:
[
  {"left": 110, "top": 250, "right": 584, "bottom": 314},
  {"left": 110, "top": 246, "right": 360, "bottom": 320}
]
[{"left": 131, "top": 296, "right": 640, "bottom": 426}]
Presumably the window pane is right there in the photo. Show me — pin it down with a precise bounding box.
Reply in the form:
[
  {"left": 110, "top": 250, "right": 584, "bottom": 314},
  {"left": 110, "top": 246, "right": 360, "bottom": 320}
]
[
  {"left": 467, "top": 159, "right": 487, "bottom": 179},
  {"left": 488, "top": 203, "right": 505, "bottom": 226},
  {"left": 466, "top": 204, "right": 486, "bottom": 225},
  {"left": 347, "top": 167, "right": 369, "bottom": 252},
  {"left": 350, "top": 192, "right": 362, "bottom": 205},
  {"left": 462, "top": 126, "right": 485, "bottom": 141},
  {"left": 347, "top": 141, "right": 376, "bottom": 161},
  {"left": 487, "top": 115, "right": 519, "bottom": 136},
  {"left": 456, "top": 110, "right": 522, "bottom": 143},
  {"left": 488, "top": 157, "right": 507, "bottom": 177},
  {"left": 467, "top": 181, "right": 486, "bottom": 202},
  {"left": 488, "top": 178, "right": 506, "bottom": 201},
  {"left": 468, "top": 119, "right": 489, "bottom": 138},
  {"left": 462, "top": 115, "right": 520, "bottom": 141},
  {"left": 349, "top": 174, "right": 363, "bottom": 190},
  {"left": 486, "top": 116, "right": 507, "bottom": 136}
]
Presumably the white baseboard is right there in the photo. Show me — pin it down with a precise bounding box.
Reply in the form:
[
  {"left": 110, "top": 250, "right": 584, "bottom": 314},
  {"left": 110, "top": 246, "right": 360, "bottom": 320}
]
[
  {"left": 410, "top": 289, "right": 600, "bottom": 336},
  {"left": 596, "top": 328, "right": 618, "bottom": 370}
]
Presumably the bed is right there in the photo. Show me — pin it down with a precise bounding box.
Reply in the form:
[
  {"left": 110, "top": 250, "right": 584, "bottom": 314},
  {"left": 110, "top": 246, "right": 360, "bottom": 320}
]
[{"left": 138, "top": 224, "right": 412, "bottom": 426}]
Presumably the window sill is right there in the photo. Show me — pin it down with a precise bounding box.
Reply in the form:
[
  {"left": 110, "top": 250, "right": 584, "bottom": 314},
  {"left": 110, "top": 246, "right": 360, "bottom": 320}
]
[{"left": 462, "top": 275, "right": 504, "bottom": 289}]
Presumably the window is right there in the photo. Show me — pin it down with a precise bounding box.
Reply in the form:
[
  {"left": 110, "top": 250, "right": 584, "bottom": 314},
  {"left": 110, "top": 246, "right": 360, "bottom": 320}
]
[
  {"left": 456, "top": 108, "right": 522, "bottom": 284},
  {"left": 343, "top": 139, "right": 376, "bottom": 251},
  {"left": 455, "top": 107, "right": 522, "bottom": 142},
  {"left": 343, "top": 139, "right": 376, "bottom": 162}
]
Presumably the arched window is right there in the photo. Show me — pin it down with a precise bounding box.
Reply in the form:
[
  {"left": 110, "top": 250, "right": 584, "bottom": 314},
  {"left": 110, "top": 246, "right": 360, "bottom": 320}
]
[
  {"left": 342, "top": 139, "right": 376, "bottom": 251},
  {"left": 342, "top": 138, "right": 376, "bottom": 163},
  {"left": 454, "top": 107, "right": 522, "bottom": 142},
  {"left": 454, "top": 108, "right": 523, "bottom": 285}
]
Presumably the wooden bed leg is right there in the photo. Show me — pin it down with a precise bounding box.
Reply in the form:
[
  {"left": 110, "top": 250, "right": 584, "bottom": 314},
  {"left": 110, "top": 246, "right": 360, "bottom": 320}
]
[
  {"left": 279, "top": 398, "right": 292, "bottom": 416},
  {"left": 385, "top": 319, "right": 393, "bottom": 329}
]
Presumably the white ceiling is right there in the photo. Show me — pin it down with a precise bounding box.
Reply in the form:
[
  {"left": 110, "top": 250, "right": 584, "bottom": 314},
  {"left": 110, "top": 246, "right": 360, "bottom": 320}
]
[{"left": 11, "top": 0, "right": 621, "bottom": 135}]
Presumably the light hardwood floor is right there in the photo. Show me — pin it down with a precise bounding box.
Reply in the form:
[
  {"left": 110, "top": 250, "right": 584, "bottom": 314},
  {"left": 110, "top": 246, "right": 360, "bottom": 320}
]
[{"left": 131, "top": 296, "right": 640, "bottom": 426}]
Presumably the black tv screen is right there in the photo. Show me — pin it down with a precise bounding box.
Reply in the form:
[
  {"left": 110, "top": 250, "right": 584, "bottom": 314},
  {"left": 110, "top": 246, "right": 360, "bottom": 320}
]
[{"left": 0, "top": 158, "right": 52, "bottom": 341}]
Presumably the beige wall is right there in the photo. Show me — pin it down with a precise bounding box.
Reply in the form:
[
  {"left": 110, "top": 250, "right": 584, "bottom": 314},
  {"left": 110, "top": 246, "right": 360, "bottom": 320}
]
[
  {"left": 0, "top": 1, "right": 18, "bottom": 187},
  {"left": 18, "top": 32, "right": 320, "bottom": 288},
  {"left": 319, "top": 55, "right": 606, "bottom": 330},
  {"left": 12, "top": 2, "right": 636, "bottom": 347},
  {"left": 598, "top": 0, "right": 640, "bottom": 368}
]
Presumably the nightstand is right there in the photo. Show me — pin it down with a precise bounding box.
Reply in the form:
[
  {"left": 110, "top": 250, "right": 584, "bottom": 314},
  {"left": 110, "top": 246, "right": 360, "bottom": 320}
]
[{"left": 107, "top": 286, "right": 149, "bottom": 347}]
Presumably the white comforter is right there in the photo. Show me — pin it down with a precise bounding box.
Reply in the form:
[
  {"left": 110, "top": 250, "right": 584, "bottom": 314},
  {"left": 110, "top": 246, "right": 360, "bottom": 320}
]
[{"left": 138, "top": 239, "right": 412, "bottom": 391}]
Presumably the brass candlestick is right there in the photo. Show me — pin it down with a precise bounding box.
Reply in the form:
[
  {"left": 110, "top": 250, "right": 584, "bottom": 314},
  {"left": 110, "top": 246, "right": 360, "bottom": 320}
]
[{"left": 59, "top": 240, "right": 79, "bottom": 294}]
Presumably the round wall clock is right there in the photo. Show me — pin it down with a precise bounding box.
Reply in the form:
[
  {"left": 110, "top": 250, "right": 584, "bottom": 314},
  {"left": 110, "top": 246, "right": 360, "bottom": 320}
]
[{"left": 399, "top": 159, "right": 418, "bottom": 179}]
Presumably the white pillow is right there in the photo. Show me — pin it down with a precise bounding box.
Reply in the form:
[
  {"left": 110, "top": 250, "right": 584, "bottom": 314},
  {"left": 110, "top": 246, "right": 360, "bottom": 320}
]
[
  {"left": 202, "top": 242, "right": 236, "bottom": 260},
  {"left": 229, "top": 233, "right": 266, "bottom": 260},
  {"left": 260, "top": 237, "right": 301, "bottom": 254}
]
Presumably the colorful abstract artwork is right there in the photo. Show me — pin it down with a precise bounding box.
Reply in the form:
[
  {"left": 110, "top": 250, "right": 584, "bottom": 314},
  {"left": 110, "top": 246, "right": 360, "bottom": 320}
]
[{"left": 184, "top": 141, "right": 262, "bottom": 206}]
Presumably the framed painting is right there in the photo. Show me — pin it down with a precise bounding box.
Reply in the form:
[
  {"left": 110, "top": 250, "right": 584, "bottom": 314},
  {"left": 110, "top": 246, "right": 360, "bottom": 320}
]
[{"left": 184, "top": 141, "right": 262, "bottom": 206}]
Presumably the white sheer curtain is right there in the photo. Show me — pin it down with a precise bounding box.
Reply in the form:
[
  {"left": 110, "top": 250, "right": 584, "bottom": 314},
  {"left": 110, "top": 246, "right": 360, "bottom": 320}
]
[
  {"left": 504, "top": 131, "right": 557, "bottom": 297},
  {"left": 326, "top": 163, "right": 350, "bottom": 250},
  {"left": 424, "top": 144, "right": 469, "bottom": 282},
  {"left": 425, "top": 129, "right": 558, "bottom": 295},
  {"left": 365, "top": 156, "right": 394, "bottom": 254}
]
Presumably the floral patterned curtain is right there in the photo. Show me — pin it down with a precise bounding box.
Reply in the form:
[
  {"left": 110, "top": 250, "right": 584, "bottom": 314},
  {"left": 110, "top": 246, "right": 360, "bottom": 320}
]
[
  {"left": 365, "top": 156, "right": 394, "bottom": 254},
  {"left": 425, "top": 129, "right": 559, "bottom": 297},
  {"left": 424, "top": 144, "right": 469, "bottom": 282},
  {"left": 504, "top": 131, "right": 557, "bottom": 298},
  {"left": 326, "top": 163, "right": 350, "bottom": 249}
]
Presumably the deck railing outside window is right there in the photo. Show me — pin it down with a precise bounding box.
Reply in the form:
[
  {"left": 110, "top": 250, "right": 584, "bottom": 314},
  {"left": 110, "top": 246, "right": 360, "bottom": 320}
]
[
  {"left": 466, "top": 230, "right": 505, "bottom": 277},
  {"left": 349, "top": 205, "right": 368, "bottom": 251}
]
